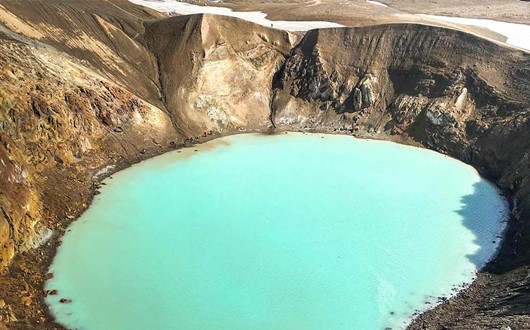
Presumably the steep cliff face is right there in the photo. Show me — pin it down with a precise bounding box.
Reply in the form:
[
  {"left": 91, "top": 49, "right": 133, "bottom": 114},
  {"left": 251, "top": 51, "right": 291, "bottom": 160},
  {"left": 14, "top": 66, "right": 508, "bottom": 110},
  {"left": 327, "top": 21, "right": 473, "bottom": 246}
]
[
  {"left": 0, "top": 0, "right": 530, "bottom": 328},
  {"left": 145, "top": 14, "right": 296, "bottom": 136},
  {"left": 275, "top": 24, "right": 529, "bottom": 137}
]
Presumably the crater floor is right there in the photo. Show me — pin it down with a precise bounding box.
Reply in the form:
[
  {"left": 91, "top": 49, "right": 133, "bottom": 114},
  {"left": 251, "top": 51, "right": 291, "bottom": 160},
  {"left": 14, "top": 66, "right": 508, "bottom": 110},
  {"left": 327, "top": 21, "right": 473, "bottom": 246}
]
[{"left": 46, "top": 134, "right": 507, "bottom": 330}]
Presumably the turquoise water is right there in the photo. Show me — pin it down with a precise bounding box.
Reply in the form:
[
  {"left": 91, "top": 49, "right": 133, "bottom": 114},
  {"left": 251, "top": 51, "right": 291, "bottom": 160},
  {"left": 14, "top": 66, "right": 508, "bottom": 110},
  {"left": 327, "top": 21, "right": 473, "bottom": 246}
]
[{"left": 46, "top": 133, "right": 507, "bottom": 330}]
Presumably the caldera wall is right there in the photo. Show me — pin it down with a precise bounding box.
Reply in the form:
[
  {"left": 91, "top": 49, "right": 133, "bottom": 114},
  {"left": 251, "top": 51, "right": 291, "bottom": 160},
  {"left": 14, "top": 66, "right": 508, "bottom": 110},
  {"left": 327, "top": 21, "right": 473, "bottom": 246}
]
[{"left": 0, "top": 0, "right": 529, "bottom": 328}]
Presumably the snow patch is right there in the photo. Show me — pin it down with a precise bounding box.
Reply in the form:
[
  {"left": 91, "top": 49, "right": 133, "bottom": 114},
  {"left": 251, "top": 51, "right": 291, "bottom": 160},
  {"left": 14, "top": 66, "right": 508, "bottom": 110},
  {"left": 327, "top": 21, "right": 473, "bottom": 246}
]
[
  {"left": 94, "top": 165, "right": 115, "bottom": 180},
  {"left": 420, "top": 14, "right": 530, "bottom": 51},
  {"left": 366, "top": 1, "right": 388, "bottom": 8},
  {"left": 128, "top": 0, "right": 343, "bottom": 31},
  {"left": 128, "top": 1, "right": 530, "bottom": 51}
]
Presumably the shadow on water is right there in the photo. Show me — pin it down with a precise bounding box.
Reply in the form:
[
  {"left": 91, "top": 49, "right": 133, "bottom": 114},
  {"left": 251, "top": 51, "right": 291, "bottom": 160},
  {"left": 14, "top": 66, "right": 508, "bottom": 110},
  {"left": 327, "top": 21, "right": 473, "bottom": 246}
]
[
  {"left": 457, "top": 180, "right": 508, "bottom": 269},
  {"left": 455, "top": 181, "right": 530, "bottom": 318}
]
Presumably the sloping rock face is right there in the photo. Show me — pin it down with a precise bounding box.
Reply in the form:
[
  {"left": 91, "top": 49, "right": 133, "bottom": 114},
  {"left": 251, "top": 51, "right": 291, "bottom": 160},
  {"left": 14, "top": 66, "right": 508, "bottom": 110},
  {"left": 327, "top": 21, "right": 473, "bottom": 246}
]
[
  {"left": 0, "top": 0, "right": 530, "bottom": 328},
  {"left": 145, "top": 14, "right": 296, "bottom": 136},
  {"left": 0, "top": 0, "right": 164, "bottom": 105}
]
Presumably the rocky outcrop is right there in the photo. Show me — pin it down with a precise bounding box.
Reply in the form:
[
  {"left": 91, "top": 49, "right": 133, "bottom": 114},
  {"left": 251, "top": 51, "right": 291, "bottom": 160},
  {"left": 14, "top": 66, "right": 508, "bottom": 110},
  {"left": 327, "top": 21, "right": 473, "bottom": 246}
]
[
  {"left": 0, "top": 1, "right": 530, "bottom": 328},
  {"left": 145, "top": 14, "right": 296, "bottom": 136}
]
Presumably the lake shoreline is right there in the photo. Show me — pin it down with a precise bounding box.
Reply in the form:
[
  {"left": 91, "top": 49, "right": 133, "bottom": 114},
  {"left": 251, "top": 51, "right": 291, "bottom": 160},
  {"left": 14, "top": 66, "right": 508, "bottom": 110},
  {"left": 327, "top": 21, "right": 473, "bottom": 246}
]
[{"left": 9, "top": 127, "right": 512, "bottom": 329}]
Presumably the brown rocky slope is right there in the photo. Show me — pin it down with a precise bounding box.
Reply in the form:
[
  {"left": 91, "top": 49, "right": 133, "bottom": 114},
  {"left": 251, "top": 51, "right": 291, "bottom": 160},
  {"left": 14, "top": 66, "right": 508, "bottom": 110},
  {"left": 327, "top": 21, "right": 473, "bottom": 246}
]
[{"left": 0, "top": 1, "right": 529, "bottom": 329}]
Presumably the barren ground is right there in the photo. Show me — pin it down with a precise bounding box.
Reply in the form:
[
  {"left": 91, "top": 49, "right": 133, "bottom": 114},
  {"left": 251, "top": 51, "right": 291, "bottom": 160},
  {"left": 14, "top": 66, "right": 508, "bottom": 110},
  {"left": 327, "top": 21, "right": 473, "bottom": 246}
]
[{"left": 187, "top": 0, "right": 530, "bottom": 25}]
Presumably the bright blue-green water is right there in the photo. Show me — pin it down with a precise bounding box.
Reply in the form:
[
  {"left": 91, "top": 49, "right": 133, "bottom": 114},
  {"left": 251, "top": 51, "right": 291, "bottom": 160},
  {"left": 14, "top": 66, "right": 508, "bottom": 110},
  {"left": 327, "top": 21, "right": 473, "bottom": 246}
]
[{"left": 46, "top": 133, "right": 508, "bottom": 330}]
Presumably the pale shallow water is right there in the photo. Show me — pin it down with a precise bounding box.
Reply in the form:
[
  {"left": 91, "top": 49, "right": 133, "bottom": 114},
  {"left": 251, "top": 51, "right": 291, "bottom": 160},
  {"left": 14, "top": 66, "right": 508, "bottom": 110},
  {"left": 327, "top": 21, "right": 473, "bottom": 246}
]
[{"left": 46, "top": 133, "right": 508, "bottom": 330}]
